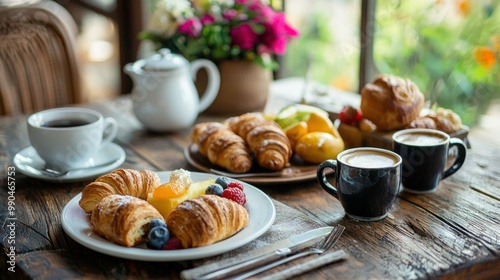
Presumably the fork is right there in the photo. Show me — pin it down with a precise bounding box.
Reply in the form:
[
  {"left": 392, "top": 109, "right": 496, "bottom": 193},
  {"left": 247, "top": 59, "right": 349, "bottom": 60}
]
[{"left": 227, "top": 224, "right": 345, "bottom": 280}]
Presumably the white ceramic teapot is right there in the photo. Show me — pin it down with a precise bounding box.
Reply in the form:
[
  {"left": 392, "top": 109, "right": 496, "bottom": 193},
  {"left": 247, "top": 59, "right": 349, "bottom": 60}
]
[{"left": 124, "top": 49, "right": 220, "bottom": 132}]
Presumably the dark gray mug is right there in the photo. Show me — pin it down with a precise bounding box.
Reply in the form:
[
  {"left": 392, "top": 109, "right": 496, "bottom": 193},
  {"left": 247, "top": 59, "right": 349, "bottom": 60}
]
[
  {"left": 317, "top": 147, "right": 402, "bottom": 221},
  {"left": 392, "top": 128, "right": 467, "bottom": 193}
]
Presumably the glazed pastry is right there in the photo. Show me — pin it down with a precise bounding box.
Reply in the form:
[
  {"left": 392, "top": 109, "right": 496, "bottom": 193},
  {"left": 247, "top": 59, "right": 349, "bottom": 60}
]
[
  {"left": 191, "top": 122, "right": 253, "bottom": 173},
  {"left": 407, "top": 116, "right": 437, "bottom": 129},
  {"left": 90, "top": 194, "right": 164, "bottom": 247},
  {"left": 166, "top": 195, "right": 249, "bottom": 248},
  {"left": 226, "top": 112, "right": 292, "bottom": 170},
  {"left": 360, "top": 74, "right": 424, "bottom": 131},
  {"left": 428, "top": 108, "right": 462, "bottom": 132},
  {"left": 79, "top": 169, "right": 161, "bottom": 213}
]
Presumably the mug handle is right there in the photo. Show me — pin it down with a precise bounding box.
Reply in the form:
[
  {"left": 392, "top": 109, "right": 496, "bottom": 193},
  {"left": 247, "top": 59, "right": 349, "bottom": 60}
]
[
  {"left": 190, "top": 59, "right": 221, "bottom": 113},
  {"left": 443, "top": 137, "right": 467, "bottom": 179},
  {"left": 317, "top": 160, "right": 339, "bottom": 198},
  {"left": 101, "top": 117, "right": 118, "bottom": 145}
]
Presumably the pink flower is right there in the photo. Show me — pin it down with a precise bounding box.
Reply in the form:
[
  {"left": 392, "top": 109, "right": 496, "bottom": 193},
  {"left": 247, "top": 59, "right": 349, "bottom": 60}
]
[
  {"left": 200, "top": 14, "right": 215, "bottom": 25},
  {"left": 230, "top": 23, "right": 259, "bottom": 50},
  {"left": 247, "top": 1, "right": 275, "bottom": 23},
  {"left": 178, "top": 18, "right": 202, "bottom": 37},
  {"left": 261, "top": 13, "right": 299, "bottom": 54}
]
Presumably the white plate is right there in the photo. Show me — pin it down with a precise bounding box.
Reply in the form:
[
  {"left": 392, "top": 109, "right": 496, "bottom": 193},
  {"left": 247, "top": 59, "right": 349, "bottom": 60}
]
[
  {"left": 13, "top": 143, "right": 126, "bottom": 183},
  {"left": 61, "top": 171, "right": 276, "bottom": 261}
]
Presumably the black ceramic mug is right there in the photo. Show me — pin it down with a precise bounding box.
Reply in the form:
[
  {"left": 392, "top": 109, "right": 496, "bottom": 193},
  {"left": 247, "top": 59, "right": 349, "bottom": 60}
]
[
  {"left": 392, "top": 128, "right": 467, "bottom": 193},
  {"left": 317, "top": 147, "right": 402, "bottom": 221}
]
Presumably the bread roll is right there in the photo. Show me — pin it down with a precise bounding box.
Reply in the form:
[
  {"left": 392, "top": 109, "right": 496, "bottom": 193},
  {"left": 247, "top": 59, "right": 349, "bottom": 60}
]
[{"left": 360, "top": 74, "right": 424, "bottom": 131}]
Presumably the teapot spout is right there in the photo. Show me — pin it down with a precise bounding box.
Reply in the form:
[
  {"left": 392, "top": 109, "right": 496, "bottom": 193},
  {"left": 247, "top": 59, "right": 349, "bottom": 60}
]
[{"left": 123, "top": 63, "right": 142, "bottom": 84}]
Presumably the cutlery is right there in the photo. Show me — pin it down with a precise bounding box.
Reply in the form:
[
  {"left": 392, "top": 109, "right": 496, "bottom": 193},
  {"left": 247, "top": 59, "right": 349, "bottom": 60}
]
[
  {"left": 228, "top": 225, "right": 345, "bottom": 280},
  {"left": 209, "top": 167, "right": 317, "bottom": 179},
  {"left": 195, "top": 226, "right": 334, "bottom": 280},
  {"left": 257, "top": 249, "right": 347, "bottom": 280},
  {"left": 40, "top": 159, "right": 119, "bottom": 177}
]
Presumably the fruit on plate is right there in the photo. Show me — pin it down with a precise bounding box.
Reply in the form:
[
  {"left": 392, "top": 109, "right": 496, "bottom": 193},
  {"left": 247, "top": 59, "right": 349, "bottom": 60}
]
[
  {"left": 339, "top": 105, "right": 363, "bottom": 126},
  {"left": 275, "top": 104, "right": 345, "bottom": 164},
  {"left": 275, "top": 104, "right": 330, "bottom": 129},
  {"left": 295, "top": 132, "right": 345, "bottom": 163},
  {"left": 284, "top": 121, "right": 308, "bottom": 148},
  {"left": 147, "top": 176, "right": 215, "bottom": 219}
]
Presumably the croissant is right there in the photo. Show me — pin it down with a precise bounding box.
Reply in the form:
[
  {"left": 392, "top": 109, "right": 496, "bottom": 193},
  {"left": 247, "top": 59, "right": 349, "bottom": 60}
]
[
  {"left": 191, "top": 122, "right": 253, "bottom": 173},
  {"left": 226, "top": 113, "right": 292, "bottom": 170},
  {"left": 166, "top": 195, "right": 249, "bottom": 248},
  {"left": 90, "top": 194, "right": 164, "bottom": 247},
  {"left": 79, "top": 168, "right": 161, "bottom": 213}
]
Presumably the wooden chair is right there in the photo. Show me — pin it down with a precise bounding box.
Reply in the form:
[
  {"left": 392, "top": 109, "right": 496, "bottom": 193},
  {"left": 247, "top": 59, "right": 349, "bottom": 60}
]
[{"left": 0, "top": 1, "right": 83, "bottom": 115}]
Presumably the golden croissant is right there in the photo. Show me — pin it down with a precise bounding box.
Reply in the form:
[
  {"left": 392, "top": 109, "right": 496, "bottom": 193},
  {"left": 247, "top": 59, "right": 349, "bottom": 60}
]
[
  {"left": 226, "top": 113, "right": 292, "bottom": 170},
  {"left": 90, "top": 194, "right": 164, "bottom": 247},
  {"left": 166, "top": 195, "right": 249, "bottom": 248},
  {"left": 79, "top": 168, "right": 161, "bottom": 213},
  {"left": 191, "top": 122, "right": 253, "bottom": 173}
]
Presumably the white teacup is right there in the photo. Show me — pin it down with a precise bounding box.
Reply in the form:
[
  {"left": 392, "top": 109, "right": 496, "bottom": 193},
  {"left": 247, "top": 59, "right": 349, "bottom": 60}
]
[{"left": 27, "top": 107, "right": 118, "bottom": 170}]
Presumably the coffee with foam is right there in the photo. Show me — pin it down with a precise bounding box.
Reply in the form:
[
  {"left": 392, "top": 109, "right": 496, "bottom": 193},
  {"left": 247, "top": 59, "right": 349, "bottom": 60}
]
[{"left": 340, "top": 150, "right": 399, "bottom": 168}]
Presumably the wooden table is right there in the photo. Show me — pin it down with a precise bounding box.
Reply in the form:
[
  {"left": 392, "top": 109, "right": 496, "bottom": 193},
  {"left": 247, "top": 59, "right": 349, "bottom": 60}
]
[{"left": 1, "top": 96, "right": 499, "bottom": 279}]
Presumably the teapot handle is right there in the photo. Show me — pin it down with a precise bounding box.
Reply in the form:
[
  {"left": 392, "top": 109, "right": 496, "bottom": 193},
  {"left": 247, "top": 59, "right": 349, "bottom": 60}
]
[{"left": 190, "top": 59, "right": 220, "bottom": 113}]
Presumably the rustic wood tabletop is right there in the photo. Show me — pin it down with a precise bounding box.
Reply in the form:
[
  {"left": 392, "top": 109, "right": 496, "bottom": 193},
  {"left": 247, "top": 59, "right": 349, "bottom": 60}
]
[{"left": 0, "top": 96, "right": 499, "bottom": 279}]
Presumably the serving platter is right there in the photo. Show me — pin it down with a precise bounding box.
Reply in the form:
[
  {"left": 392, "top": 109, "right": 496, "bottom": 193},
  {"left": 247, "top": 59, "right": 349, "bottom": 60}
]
[
  {"left": 61, "top": 171, "right": 276, "bottom": 261},
  {"left": 184, "top": 144, "right": 319, "bottom": 184}
]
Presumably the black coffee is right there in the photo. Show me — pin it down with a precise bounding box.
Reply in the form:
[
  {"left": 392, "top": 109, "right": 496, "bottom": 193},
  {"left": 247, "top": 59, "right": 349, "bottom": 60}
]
[{"left": 42, "top": 119, "right": 90, "bottom": 128}]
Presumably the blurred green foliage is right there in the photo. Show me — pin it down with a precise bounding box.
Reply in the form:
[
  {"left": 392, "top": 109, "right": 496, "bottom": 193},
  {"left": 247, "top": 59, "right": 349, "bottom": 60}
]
[
  {"left": 284, "top": 0, "right": 500, "bottom": 126},
  {"left": 374, "top": 0, "right": 499, "bottom": 126}
]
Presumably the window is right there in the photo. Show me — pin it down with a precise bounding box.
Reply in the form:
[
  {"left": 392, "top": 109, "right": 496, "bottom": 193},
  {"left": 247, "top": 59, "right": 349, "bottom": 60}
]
[{"left": 282, "top": 0, "right": 500, "bottom": 126}]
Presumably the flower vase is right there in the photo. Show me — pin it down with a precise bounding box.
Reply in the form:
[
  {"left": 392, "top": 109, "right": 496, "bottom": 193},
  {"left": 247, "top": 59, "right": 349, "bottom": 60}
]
[{"left": 196, "top": 60, "right": 272, "bottom": 116}]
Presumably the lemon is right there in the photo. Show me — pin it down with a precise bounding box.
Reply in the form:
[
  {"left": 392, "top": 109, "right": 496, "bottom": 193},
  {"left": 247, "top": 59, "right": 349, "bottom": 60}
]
[
  {"left": 284, "top": 121, "right": 308, "bottom": 148},
  {"left": 295, "top": 132, "right": 345, "bottom": 164},
  {"left": 306, "top": 112, "right": 342, "bottom": 138},
  {"left": 275, "top": 104, "right": 329, "bottom": 129}
]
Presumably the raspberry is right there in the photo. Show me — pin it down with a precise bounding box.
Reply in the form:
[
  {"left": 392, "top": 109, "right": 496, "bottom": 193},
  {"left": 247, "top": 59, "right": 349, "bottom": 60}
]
[
  {"left": 227, "top": 181, "right": 244, "bottom": 191},
  {"left": 221, "top": 187, "right": 246, "bottom": 205},
  {"left": 161, "top": 237, "right": 183, "bottom": 250}
]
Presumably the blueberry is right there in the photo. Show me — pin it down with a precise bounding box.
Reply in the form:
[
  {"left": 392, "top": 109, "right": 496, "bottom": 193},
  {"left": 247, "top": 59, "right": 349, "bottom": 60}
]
[
  {"left": 205, "top": 183, "right": 224, "bottom": 196},
  {"left": 215, "top": 176, "right": 231, "bottom": 189},
  {"left": 147, "top": 226, "right": 170, "bottom": 249},
  {"left": 149, "top": 218, "right": 166, "bottom": 231}
]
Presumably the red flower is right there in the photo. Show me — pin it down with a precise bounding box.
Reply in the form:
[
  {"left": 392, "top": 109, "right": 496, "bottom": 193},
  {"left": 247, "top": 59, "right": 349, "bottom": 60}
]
[
  {"left": 474, "top": 46, "right": 497, "bottom": 69},
  {"left": 230, "top": 23, "right": 259, "bottom": 50},
  {"left": 178, "top": 18, "right": 202, "bottom": 37},
  {"left": 261, "top": 13, "right": 299, "bottom": 55}
]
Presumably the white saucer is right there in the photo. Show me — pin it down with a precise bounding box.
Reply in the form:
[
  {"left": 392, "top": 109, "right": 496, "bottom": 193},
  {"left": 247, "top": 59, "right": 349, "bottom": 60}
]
[{"left": 14, "top": 143, "right": 126, "bottom": 183}]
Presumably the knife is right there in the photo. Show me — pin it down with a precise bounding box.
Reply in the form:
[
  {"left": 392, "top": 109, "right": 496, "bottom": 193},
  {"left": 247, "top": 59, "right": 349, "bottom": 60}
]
[{"left": 194, "top": 226, "right": 333, "bottom": 280}]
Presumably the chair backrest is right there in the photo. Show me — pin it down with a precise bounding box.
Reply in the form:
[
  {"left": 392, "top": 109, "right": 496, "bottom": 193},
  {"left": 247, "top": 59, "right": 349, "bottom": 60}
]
[{"left": 0, "top": 1, "right": 83, "bottom": 115}]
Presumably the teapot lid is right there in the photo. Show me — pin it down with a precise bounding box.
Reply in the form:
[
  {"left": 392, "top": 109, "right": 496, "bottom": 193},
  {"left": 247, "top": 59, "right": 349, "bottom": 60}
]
[{"left": 141, "top": 48, "right": 188, "bottom": 71}]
